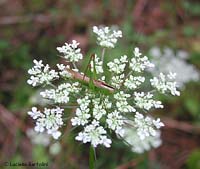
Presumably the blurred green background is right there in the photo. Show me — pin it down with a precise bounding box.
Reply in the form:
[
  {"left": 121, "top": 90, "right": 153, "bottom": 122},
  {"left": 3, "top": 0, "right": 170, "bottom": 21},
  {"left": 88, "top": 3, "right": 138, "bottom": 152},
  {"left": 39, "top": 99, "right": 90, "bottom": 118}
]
[{"left": 0, "top": 0, "right": 200, "bottom": 169}]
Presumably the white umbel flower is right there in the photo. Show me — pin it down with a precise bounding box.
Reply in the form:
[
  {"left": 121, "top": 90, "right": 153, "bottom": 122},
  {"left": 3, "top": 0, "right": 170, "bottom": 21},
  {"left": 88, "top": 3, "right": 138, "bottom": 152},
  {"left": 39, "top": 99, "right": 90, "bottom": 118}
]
[
  {"left": 149, "top": 47, "right": 200, "bottom": 87},
  {"left": 27, "top": 60, "right": 59, "bottom": 86},
  {"left": 56, "top": 64, "right": 72, "bottom": 78},
  {"left": 134, "top": 92, "right": 163, "bottom": 110},
  {"left": 27, "top": 26, "right": 180, "bottom": 149},
  {"left": 40, "top": 82, "right": 80, "bottom": 104},
  {"left": 134, "top": 112, "right": 164, "bottom": 140},
  {"left": 28, "top": 107, "right": 42, "bottom": 119},
  {"left": 107, "top": 55, "right": 128, "bottom": 74},
  {"left": 71, "top": 107, "right": 91, "bottom": 126},
  {"left": 114, "top": 91, "right": 131, "bottom": 101},
  {"left": 116, "top": 101, "right": 136, "bottom": 113},
  {"left": 150, "top": 72, "right": 180, "bottom": 96},
  {"left": 122, "top": 125, "right": 162, "bottom": 154},
  {"left": 93, "top": 26, "right": 122, "bottom": 48},
  {"left": 130, "top": 48, "right": 154, "bottom": 72},
  {"left": 75, "top": 120, "right": 112, "bottom": 147},
  {"left": 114, "top": 92, "right": 136, "bottom": 113},
  {"left": 26, "top": 128, "right": 51, "bottom": 146},
  {"left": 124, "top": 75, "right": 145, "bottom": 89},
  {"left": 110, "top": 74, "right": 124, "bottom": 89},
  {"left": 106, "top": 111, "right": 125, "bottom": 136},
  {"left": 93, "top": 104, "right": 106, "bottom": 120},
  {"left": 28, "top": 107, "right": 64, "bottom": 139},
  {"left": 77, "top": 95, "right": 91, "bottom": 110},
  {"left": 57, "top": 40, "right": 83, "bottom": 62}
]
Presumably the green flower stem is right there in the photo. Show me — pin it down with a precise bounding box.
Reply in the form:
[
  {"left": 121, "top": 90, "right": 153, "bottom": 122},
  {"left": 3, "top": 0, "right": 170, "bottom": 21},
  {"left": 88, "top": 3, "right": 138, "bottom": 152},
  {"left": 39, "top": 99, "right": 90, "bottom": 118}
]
[
  {"left": 125, "top": 70, "right": 133, "bottom": 79},
  {"left": 89, "top": 145, "right": 96, "bottom": 169},
  {"left": 48, "top": 82, "right": 57, "bottom": 89},
  {"left": 72, "top": 62, "right": 78, "bottom": 70},
  {"left": 101, "top": 48, "right": 106, "bottom": 64}
]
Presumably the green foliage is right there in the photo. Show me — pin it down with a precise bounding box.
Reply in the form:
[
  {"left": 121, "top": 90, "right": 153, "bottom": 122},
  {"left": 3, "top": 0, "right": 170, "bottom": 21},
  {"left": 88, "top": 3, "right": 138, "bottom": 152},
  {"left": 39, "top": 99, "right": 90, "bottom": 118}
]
[
  {"left": 183, "top": 26, "right": 196, "bottom": 37},
  {"left": 25, "top": 0, "right": 46, "bottom": 13},
  {"left": 186, "top": 150, "right": 200, "bottom": 169},
  {"left": 181, "top": 82, "right": 200, "bottom": 121},
  {"left": 190, "top": 52, "right": 200, "bottom": 68},
  {"left": 10, "top": 154, "right": 25, "bottom": 169},
  {"left": 0, "top": 41, "right": 32, "bottom": 70},
  {"left": 33, "top": 145, "right": 49, "bottom": 165},
  {"left": 9, "top": 44, "right": 32, "bottom": 70},
  {"left": 183, "top": 0, "right": 200, "bottom": 16},
  {"left": 0, "top": 40, "right": 9, "bottom": 60},
  {"left": 36, "top": 37, "right": 59, "bottom": 64},
  {"left": 185, "top": 98, "right": 200, "bottom": 117},
  {"left": 9, "top": 80, "right": 34, "bottom": 111}
]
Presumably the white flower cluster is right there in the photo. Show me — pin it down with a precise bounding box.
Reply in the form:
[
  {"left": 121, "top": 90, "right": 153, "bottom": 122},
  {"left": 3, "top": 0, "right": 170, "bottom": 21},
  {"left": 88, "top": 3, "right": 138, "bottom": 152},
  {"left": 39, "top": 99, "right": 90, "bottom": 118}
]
[
  {"left": 26, "top": 128, "right": 51, "bottom": 146},
  {"left": 28, "top": 107, "right": 64, "bottom": 139},
  {"left": 134, "top": 112, "right": 164, "bottom": 140},
  {"left": 27, "top": 60, "right": 58, "bottom": 86},
  {"left": 114, "top": 91, "right": 136, "bottom": 113},
  {"left": 93, "top": 26, "right": 122, "bottom": 48},
  {"left": 27, "top": 26, "right": 180, "bottom": 152},
  {"left": 110, "top": 74, "right": 125, "bottom": 89},
  {"left": 106, "top": 111, "right": 125, "bottom": 136},
  {"left": 40, "top": 82, "right": 80, "bottom": 104},
  {"left": 71, "top": 96, "right": 91, "bottom": 126},
  {"left": 107, "top": 55, "right": 128, "bottom": 89},
  {"left": 57, "top": 40, "right": 83, "bottom": 62},
  {"left": 124, "top": 75, "right": 145, "bottom": 89},
  {"left": 134, "top": 92, "right": 163, "bottom": 110},
  {"left": 56, "top": 64, "right": 72, "bottom": 78},
  {"left": 26, "top": 128, "right": 61, "bottom": 155},
  {"left": 93, "top": 99, "right": 107, "bottom": 120},
  {"left": 130, "top": 48, "right": 155, "bottom": 72},
  {"left": 107, "top": 55, "right": 128, "bottom": 74},
  {"left": 150, "top": 72, "right": 180, "bottom": 96},
  {"left": 75, "top": 120, "right": 112, "bottom": 148},
  {"left": 71, "top": 94, "right": 112, "bottom": 147},
  {"left": 149, "top": 47, "right": 200, "bottom": 87},
  {"left": 123, "top": 126, "right": 162, "bottom": 153}
]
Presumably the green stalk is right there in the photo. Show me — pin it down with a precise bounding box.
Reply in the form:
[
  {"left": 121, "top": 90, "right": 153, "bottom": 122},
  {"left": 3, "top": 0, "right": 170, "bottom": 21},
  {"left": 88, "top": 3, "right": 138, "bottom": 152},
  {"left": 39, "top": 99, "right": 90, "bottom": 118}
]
[
  {"left": 101, "top": 48, "right": 106, "bottom": 64},
  {"left": 89, "top": 146, "right": 96, "bottom": 169},
  {"left": 72, "top": 62, "right": 78, "bottom": 69}
]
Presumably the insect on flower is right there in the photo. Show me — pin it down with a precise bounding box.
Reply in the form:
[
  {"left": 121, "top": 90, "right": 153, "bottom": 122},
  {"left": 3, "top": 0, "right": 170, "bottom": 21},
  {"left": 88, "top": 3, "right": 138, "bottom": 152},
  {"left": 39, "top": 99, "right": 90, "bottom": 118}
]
[{"left": 66, "top": 53, "right": 115, "bottom": 93}]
